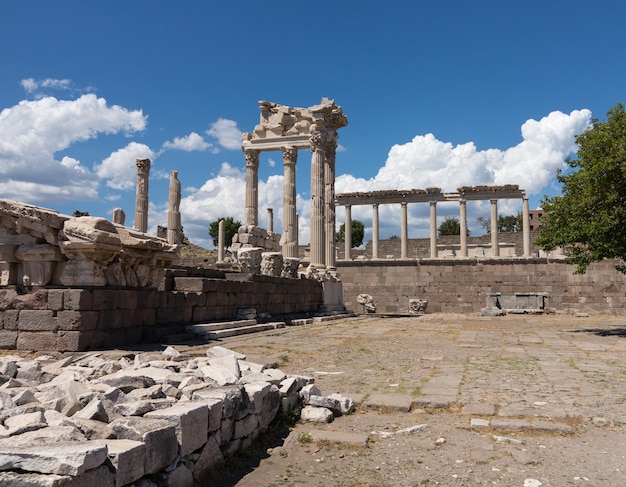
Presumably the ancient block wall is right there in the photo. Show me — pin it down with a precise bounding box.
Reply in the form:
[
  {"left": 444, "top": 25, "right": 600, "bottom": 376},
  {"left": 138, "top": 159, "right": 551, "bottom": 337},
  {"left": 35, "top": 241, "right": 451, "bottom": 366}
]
[
  {"left": 338, "top": 258, "right": 626, "bottom": 315},
  {"left": 0, "top": 269, "right": 323, "bottom": 352}
]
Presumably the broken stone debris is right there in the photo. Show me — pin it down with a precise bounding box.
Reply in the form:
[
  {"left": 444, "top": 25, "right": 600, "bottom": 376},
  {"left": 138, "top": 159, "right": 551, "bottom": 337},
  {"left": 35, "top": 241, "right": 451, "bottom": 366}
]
[{"left": 0, "top": 346, "right": 354, "bottom": 486}]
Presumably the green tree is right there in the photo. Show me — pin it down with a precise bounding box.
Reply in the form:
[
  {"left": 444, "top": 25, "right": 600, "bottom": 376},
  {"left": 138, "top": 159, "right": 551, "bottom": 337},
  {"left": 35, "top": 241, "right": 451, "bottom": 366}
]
[
  {"left": 476, "top": 214, "right": 522, "bottom": 233},
  {"left": 336, "top": 219, "right": 365, "bottom": 248},
  {"left": 536, "top": 103, "right": 626, "bottom": 274},
  {"left": 438, "top": 216, "right": 459, "bottom": 236},
  {"left": 208, "top": 216, "right": 241, "bottom": 248}
]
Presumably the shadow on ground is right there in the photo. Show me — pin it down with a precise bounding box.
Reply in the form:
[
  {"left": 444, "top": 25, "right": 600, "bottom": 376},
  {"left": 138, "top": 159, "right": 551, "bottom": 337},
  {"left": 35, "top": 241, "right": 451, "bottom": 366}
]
[{"left": 572, "top": 327, "right": 626, "bottom": 338}]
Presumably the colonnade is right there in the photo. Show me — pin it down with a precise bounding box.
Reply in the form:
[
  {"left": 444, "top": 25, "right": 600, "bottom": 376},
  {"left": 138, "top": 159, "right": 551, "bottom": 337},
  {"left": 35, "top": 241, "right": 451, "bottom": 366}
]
[{"left": 337, "top": 187, "right": 531, "bottom": 260}]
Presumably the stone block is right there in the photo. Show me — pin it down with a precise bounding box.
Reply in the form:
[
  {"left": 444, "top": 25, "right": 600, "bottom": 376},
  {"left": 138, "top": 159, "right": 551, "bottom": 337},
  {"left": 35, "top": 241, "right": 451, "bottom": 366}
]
[
  {"left": 0, "top": 331, "right": 17, "bottom": 349},
  {"left": 0, "top": 465, "right": 115, "bottom": 487},
  {"left": 233, "top": 412, "right": 258, "bottom": 440},
  {"left": 105, "top": 439, "right": 145, "bottom": 487},
  {"left": 243, "top": 381, "right": 273, "bottom": 414},
  {"left": 110, "top": 417, "right": 178, "bottom": 475},
  {"left": 55, "top": 310, "right": 98, "bottom": 331},
  {"left": 46, "top": 290, "right": 64, "bottom": 311},
  {"left": 0, "top": 310, "right": 18, "bottom": 331},
  {"left": 145, "top": 403, "right": 208, "bottom": 457},
  {"left": 192, "top": 395, "right": 223, "bottom": 432},
  {"left": 64, "top": 289, "right": 93, "bottom": 310},
  {"left": 17, "top": 310, "right": 54, "bottom": 331},
  {"left": 0, "top": 440, "right": 108, "bottom": 476},
  {"left": 194, "top": 434, "right": 224, "bottom": 482}
]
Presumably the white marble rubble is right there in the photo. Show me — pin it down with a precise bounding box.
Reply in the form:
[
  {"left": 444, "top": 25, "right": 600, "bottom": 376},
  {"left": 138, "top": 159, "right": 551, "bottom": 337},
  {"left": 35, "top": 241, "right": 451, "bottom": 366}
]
[{"left": 0, "top": 345, "right": 353, "bottom": 486}]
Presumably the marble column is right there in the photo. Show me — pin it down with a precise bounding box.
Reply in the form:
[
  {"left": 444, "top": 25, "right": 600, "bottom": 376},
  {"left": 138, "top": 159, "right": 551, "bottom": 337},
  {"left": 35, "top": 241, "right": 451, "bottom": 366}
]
[
  {"left": 324, "top": 139, "right": 338, "bottom": 269},
  {"left": 429, "top": 201, "right": 437, "bottom": 258},
  {"left": 344, "top": 204, "right": 352, "bottom": 260},
  {"left": 217, "top": 219, "right": 225, "bottom": 263},
  {"left": 134, "top": 158, "right": 151, "bottom": 233},
  {"left": 112, "top": 208, "right": 125, "bottom": 226},
  {"left": 308, "top": 131, "right": 326, "bottom": 270},
  {"left": 282, "top": 146, "right": 298, "bottom": 258},
  {"left": 244, "top": 149, "right": 260, "bottom": 226},
  {"left": 167, "top": 170, "right": 182, "bottom": 244},
  {"left": 267, "top": 208, "right": 274, "bottom": 233},
  {"left": 401, "top": 202, "right": 408, "bottom": 259},
  {"left": 459, "top": 200, "right": 468, "bottom": 258},
  {"left": 522, "top": 197, "right": 531, "bottom": 257},
  {"left": 372, "top": 203, "right": 379, "bottom": 259},
  {"left": 490, "top": 199, "right": 499, "bottom": 257}
]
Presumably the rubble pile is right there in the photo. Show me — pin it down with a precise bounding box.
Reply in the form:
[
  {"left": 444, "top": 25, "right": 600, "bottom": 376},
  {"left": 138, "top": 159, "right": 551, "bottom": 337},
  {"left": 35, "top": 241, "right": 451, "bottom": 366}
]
[{"left": 0, "top": 345, "right": 353, "bottom": 486}]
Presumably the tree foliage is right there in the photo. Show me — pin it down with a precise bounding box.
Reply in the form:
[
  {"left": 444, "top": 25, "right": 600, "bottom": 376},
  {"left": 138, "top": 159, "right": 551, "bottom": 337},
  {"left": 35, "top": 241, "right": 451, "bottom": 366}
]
[
  {"left": 476, "top": 214, "right": 523, "bottom": 233},
  {"left": 437, "top": 216, "right": 470, "bottom": 236},
  {"left": 208, "top": 216, "right": 241, "bottom": 248},
  {"left": 536, "top": 103, "right": 626, "bottom": 274},
  {"left": 336, "top": 219, "right": 365, "bottom": 248}
]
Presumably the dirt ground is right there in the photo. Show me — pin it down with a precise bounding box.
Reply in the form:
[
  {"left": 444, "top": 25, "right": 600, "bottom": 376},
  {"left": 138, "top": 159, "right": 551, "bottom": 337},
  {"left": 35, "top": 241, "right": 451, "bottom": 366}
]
[{"left": 200, "top": 313, "right": 626, "bottom": 487}]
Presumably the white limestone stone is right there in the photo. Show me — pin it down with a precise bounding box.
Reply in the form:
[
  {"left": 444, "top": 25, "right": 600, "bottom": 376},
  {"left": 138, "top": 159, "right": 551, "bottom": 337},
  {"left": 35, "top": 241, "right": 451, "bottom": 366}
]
[
  {"left": 0, "top": 441, "right": 108, "bottom": 476},
  {"left": 105, "top": 439, "right": 145, "bottom": 487},
  {"left": 328, "top": 393, "right": 355, "bottom": 415},
  {"left": 194, "top": 434, "right": 224, "bottom": 482},
  {"left": 206, "top": 346, "right": 246, "bottom": 361},
  {"left": 145, "top": 403, "right": 208, "bottom": 457},
  {"left": 200, "top": 365, "right": 239, "bottom": 386},
  {"left": 110, "top": 417, "right": 178, "bottom": 475},
  {"left": 300, "top": 406, "right": 334, "bottom": 423}
]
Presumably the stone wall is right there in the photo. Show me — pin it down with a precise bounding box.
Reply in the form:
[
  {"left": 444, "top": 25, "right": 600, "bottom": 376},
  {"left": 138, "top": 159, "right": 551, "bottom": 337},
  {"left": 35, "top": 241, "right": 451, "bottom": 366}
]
[
  {"left": 0, "top": 268, "right": 323, "bottom": 352},
  {"left": 337, "top": 258, "right": 626, "bottom": 315}
]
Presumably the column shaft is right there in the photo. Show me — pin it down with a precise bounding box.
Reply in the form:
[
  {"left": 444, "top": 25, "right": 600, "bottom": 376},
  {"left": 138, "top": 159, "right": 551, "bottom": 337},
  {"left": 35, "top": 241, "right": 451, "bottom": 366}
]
[
  {"left": 281, "top": 147, "right": 298, "bottom": 258},
  {"left": 325, "top": 140, "right": 337, "bottom": 269},
  {"left": 430, "top": 201, "right": 437, "bottom": 258},
  {"left": 522, "top": 197, "right": 531, "bottom": 257},
  {"left": 401, "top": 202, "right": 408, "bottom": 259},
  {"left": 309, "top": 132, "right": 326, "bottom": 269},
  {"left": 459, "top": 200, "right": 468, "bottom": 258},
  {"left": 372, "top": 204, "right": 379, "bottom": 259},
  {"left": 134, "top": 158, "right": 151, "bottom": 233},
  {"left": 244, "top": 150, "right": 260, "bottom": 226},
  {"left": 344, "top": 205, "right": 352, "bottom": 260},
  {"left": 490, "top": 199, "right": 499, "bottom": 257}
]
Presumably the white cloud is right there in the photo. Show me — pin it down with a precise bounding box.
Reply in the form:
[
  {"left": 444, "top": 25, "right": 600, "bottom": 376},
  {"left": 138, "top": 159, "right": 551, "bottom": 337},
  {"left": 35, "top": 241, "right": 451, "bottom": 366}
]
[
  {"left": 94, "top": 142, "right": 155, "bottom": 190},
  {"left": 21, "top": 77, "right": 73, "bottom": 95},
  {"left": 206, "top": 118, "right": 242, "bottom": 150},
  {"left": 0, "top": 94, "right": 147, "bottom": 204},
  {"left": 162, "top": 132, "right": 212, "bottom": 152}
]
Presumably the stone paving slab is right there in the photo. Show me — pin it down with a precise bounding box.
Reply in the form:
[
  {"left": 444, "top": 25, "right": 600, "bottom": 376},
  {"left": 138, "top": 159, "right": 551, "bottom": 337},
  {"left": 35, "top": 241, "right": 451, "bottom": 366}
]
[{"left": 362, "top": 393, "right": 413, "bottom": 412}]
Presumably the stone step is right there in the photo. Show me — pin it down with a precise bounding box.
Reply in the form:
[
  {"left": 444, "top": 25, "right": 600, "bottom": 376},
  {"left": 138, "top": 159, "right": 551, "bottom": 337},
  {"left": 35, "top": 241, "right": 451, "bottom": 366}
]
[
  {"left": 196, "top": 322, "right": 286, "bottom": 340},
  {"left": 185, "top": 319, "right": 257, "bottom": 334}
]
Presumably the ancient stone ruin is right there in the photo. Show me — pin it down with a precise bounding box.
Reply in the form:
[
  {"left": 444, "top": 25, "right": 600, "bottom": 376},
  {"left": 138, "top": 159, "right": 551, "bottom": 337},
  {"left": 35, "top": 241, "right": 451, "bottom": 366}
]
[{"left": 0, "top": 344, "right": 354, "bottom": 485}]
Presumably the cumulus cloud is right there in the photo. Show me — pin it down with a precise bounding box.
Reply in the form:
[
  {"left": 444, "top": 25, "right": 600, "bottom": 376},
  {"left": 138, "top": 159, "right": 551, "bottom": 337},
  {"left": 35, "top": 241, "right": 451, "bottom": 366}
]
[
  {"left": 94, "top": 142, "right": 155, "bottom": 190},
  {"left": 21, "top": 77, "right": 73, "bottom": 95},
  {"left": 162, "top": 132, "right": 212, "bottom": 152},
  {"left": 206, "top": 118, "right": 242, "bottom": 150},
  {"left": 0, "top": 93, "right": 147, "bottom": 203}
]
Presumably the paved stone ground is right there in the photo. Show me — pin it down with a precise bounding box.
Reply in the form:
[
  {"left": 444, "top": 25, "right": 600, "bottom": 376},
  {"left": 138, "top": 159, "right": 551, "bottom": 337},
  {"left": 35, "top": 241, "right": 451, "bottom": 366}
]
[{"left": 196, "top": 313, "right": 626, "bottom": 486}]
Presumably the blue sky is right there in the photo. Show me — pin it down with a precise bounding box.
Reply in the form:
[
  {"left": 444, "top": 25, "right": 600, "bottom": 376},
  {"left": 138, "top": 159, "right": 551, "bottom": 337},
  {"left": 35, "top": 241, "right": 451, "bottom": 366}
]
[{"left": 1, "top": 1, "right": 624, "bottom": 248}]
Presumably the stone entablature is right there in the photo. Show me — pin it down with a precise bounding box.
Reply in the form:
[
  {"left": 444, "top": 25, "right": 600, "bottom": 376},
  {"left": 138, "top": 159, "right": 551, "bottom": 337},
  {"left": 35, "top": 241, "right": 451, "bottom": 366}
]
[{"left": 0, "top": 200, "right": 178, "bottom": 289}]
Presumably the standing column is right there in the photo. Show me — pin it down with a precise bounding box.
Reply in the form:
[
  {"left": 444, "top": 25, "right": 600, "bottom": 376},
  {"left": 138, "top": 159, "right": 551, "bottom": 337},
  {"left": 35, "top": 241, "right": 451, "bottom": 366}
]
[
  {"left": 308, "top": 131, "right": 326, "bottom": 270},
  {"left": 522, "top": 197, "right": 531, "bottom": 257},
  {"left": 459, "top": 200, "right": 468, "bottom": 258},
  {"left": 244, "top": 149, "right": 260, "bottom": 226},
  {"left": 134, "top": 158, "right": 151, "bottom": 233},
  {"left": 167, "top": 170, "right": 182, "bottom": 244},
  {"left": 372, "top": 203, "right": 379, "bottom": 259},
  {"left": 344, "top": 204, "right": 352, "bottom": 260},
  {"left": 267, "top": 208, "right": 274, "bottom": 233},
  {"left": 429, "top": 201, "right": 437, "bottom": 258},
  {"left": 401, "top": 202, "right": 408, "bottom": 259},
  {"left": 217, "top": 219, "right": 225, "bottom": 263},
  {"left": 281, "top": 146, "right": 298, "bottom": 258},
  {"left": 324, "top": 139, "right": 338, "bottom": 269},
  {"left": 490, "top": 199, "right": 499, "bottom": 257}
]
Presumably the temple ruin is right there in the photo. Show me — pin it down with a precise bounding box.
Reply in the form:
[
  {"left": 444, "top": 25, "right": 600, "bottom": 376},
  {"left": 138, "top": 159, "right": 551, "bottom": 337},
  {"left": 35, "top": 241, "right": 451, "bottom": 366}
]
[{"left": 238, "top": 98, "right": 348, "bottom": 276}]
